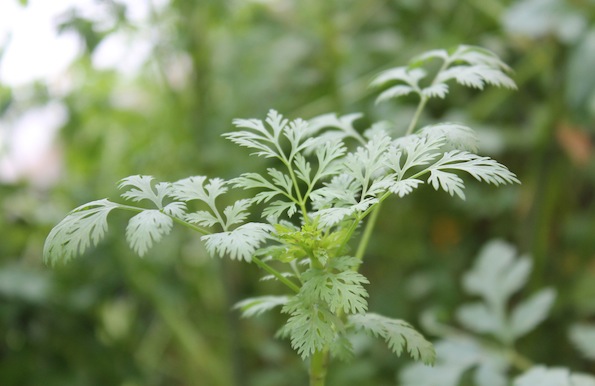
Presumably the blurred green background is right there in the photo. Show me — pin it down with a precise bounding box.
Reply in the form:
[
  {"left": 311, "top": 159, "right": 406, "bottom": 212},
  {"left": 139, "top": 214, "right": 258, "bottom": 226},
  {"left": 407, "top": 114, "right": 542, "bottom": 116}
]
[{"left": 1, "top": 0, "right": 594, "bottom": 385}]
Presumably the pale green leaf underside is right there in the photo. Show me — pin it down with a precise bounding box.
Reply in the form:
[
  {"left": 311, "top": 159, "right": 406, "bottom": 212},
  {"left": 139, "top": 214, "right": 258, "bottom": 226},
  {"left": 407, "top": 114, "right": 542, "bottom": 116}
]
[
  {"left": 126, "top": 210, "right": 173, "bottom": 257},
  {"left": 43, "top": 199, "right": 120, "bottom": 265},
  {"left": 234, "top": 295, "right": 290, "bottom": 318},
  {"left": 201, "top": 223, "right": 273, "bottom": 262}
]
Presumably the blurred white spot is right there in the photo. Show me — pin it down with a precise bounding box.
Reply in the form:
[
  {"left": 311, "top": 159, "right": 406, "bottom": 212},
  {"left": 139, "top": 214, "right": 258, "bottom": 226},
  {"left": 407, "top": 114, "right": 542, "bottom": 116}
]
[{"left": 0, "top": 102, "right": 67, "bottom": 187}]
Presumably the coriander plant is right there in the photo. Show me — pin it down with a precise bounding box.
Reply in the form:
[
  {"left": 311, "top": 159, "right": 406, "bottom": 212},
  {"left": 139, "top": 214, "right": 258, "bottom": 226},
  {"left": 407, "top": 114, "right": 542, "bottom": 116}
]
[{"left": 44, "top": 45, "right": 520, "bottom": 385}]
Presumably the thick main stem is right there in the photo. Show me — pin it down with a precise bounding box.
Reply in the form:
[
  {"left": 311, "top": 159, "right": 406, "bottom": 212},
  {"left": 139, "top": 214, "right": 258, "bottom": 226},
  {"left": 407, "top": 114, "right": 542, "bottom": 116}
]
[{"left": 309, "top": 349, "right": 330, "bottom": 386}]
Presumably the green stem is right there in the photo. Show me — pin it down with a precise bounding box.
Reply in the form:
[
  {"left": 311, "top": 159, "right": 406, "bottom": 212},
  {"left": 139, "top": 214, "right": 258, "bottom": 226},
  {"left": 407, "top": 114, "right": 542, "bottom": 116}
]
[
  {"left": 406, "top": 96, "right": 428, "bottom": 135},
  {"left": 354, "top": 203, "right": 381, "bottom": 261},
  {"left": 309, "top": 349, "right": 330, "bottom": 386},
  {"left": 252, "top": 256, "right": 300, "bottom": 293},
  {"left": 406, "top": 56, "right": 450, "bottom": 135}
]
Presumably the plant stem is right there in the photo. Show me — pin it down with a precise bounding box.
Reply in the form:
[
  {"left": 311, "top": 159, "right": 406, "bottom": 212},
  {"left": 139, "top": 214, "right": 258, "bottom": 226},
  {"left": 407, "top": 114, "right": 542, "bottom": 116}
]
[
  {"left": 406, "top": 55, "right": 450, "bottom": 135},
  {"left": 309, "top": 349, "right": 330, "bottom": 386},
  {"left": 354, "top": 203, "right": 381, "bottom": 261},
  {"left": 252, "top": 256, "right": 300, "bottom": 293},
  {"left": 406, "top": 96, "right": 428, "bottom": 135}
]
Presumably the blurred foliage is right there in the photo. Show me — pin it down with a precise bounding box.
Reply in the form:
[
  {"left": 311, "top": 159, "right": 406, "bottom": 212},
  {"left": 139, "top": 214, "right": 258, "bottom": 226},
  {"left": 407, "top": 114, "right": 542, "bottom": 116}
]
[{"left": 1, "top": 0, "right": 594, "bottom": 385}]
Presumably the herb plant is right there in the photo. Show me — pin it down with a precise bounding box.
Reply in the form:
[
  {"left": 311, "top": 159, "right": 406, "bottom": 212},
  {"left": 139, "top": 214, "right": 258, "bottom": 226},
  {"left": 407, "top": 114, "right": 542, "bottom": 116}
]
[{"left": 44, "top": 45, "right": 521, "bottom": 385}]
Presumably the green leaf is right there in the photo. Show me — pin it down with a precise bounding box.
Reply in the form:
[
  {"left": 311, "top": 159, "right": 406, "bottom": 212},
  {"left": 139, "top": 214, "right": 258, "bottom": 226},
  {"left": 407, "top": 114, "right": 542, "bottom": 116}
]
[
  {"left": 350, "top": 313, "right": 435, "bottom": 364},
  {"left": 301, "top": 263, "right": 369, "bottom": 314},
  {"left": 234, "top": 295, "right": 290, "bottom": 318},
  {"left": 311, "top": 174, "right": 359, "bottom": 210},
  {"left": 201, "top": 223, "right": 273, "bottom": 261},
  {"left": 281, "top": 299, "right": 342, "bottom": 359},
  {"left": 44, "top": 199, "right": 120, "bottom": 264},
  {"left": 126, "top": 210, "right": 173, "bottom": 257},
  {"left": 510, "top": 288, "right": 556, "bottom": 338}
]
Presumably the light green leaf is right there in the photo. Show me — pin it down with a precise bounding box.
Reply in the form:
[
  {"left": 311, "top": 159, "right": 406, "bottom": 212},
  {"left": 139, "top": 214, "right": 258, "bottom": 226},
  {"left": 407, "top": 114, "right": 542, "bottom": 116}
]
[
  {"left": 569, "top": 323, "right": 595, "bottom": 360},
  {"left": 126, "top": 210, "right": 173, "bottom": 257},
  {"left": 44, "top": 199, "right": 120, "bottom": 264},
  {"left": 293, "top": 153, "right": 312, "bottom": 184},
  {"left": 222, "top": 199, "right": 251, "bottom": 228},
  {"left": 400, "top": 337, "right": 507, "bottom": 386},
  {"left": 456, "top": 302, "right": 503, "bottom": 335},
  {"left": 437, "top": 65, "right": 516, "bottom": 90},
  {"left": 201, "top": 223, "right": 273, "bottom": 261},
  {"left": 510, "top": 288, "right": 556, "bottom": 338},
  {"left": 571, "top": 374, "right": 595, "bottom": 386},
  {"left": 463, "top": 240, "right": 531, "bottom": 307},
  {"left": 350, "top": 313, "right": 435, "bottom": 364},
  {"left": 307, "top": 112, "right": 365, "bottom": 145},
  {"left": 262, "top": 200, "right": 297, "bottom": 221},
  {"left": 302, "top": 264, "right": 369, "bottom": 314},
  {"left": 232, "top": 172, "right": 287, "bottom": 204},
  {"left": 514, "top": 366, "right": 572, "bottom": 386},
  {"left": 234, "top": 295, "right": 290, "bottom": 318},
  {"left": 185, "top": 210, "right": 220, "bottom": 227},
  {"left": 281, "top": 299, "right": 341, "bottom": 359},
  {"left": 419, "top": 123, "right": 478, "bottom": 152},
  {"left": 171, "top": 175, "right": 207, "bottom": 200},
  {"left": 388, "top": 178, "right": 424, "bottom": 197},
  {"left": 119, "top": 175, "right": 171, "bottom": 208},
  {"left": 162, "top": 202, "right": 186, "bottom": 218},
  {"left": 428, "top": 151, "right": 520, "bottom": 192},
  {"left": 421, "top": 83, "right": 449, "bottom": 99},
  {"left": 428, "top": 169, "right": 466, "bottom": 199}
]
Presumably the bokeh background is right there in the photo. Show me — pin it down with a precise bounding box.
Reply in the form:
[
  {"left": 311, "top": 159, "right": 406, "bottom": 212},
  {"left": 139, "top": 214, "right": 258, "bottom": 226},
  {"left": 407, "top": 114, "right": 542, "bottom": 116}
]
[{"left": 1, "top": 0, "right": 594, "bottom": 385}]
